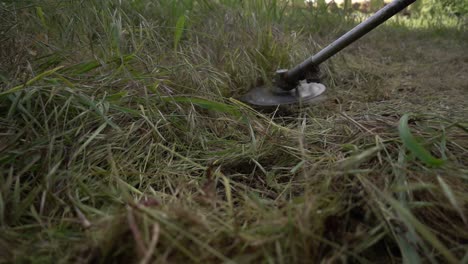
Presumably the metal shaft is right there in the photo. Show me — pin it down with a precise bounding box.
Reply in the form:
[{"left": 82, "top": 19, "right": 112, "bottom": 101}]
[{"left": 285, "top": 0, "right": 416, "bottom": 85}]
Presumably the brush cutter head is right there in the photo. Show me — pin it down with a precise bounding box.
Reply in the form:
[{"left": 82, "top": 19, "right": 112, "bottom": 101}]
[{"left": 240, "top": 81, "right": 326, "bottom": 106}]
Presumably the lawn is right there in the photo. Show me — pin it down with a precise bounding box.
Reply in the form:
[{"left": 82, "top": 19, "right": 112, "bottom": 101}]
[{"left": 0, "top": 0, "right": 467, "bottom": 263}]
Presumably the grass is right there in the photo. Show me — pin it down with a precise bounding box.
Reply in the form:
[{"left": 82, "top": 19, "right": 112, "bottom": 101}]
[{"left": 0, "top": 0, "right": 467, "bottom": 263}]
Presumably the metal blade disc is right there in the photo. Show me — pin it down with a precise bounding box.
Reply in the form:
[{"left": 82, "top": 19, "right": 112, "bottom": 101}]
[{"left": 240, "top": 82, "right": 326, "bottom": 106}]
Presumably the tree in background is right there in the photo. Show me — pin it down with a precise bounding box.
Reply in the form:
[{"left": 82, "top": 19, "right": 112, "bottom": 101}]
[
  {"left": 370, "top": 0, "right": 384, "bottom": 12},
  {"left": 414, "top": 0, "right": 468, "bottom": 17},
  {"left": 343, "top": 0, "right": 353, "bottom": 11}
]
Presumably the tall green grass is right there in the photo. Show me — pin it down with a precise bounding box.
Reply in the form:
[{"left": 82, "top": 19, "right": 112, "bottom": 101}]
[{"left": 0, "top": 0, "right": 467, "bottom": 263}]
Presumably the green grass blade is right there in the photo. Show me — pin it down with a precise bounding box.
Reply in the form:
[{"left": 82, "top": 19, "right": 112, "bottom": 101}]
[
  {"left": 174, "top": 14, "right": 186, "bottom": 51},
  {"left": 0, "top": 66, "right": 64, "bottom": 97},
  {"left": 163, "top": 96, "right": 241, "bottom": 117},
  {"left": 339, "top": 145, "right": 382, "bottom": 169},
  {"left": 395, "top": 234, "right": 422, "bottom": 264},
  {"left": 69, "top": 60, "right": 102, "bottom": 74},
  {"left": 35, "top": 6, "right": 47, "bottom": 28},
  {"left": 105, "top": 91, "right": 128, "bottom": 101},
  {"left": 70, "top": 122, "right": 108, "bottom": 163},
  {"left": 398, "top": 114, "right": 444, "bottom": 167},
  {"left": 385, "top": 193, "right": 459, "bottom": 264},
  {"left": 437, "top": 176, "right": 467, "bottom": 224},
  {"left": 74, "top": 92, "right": 120, "bottom": 130}
]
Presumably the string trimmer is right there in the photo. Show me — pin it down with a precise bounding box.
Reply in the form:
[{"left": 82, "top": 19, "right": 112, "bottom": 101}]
[{"left": 240, "top": 0, "right": 416, "bottom": 106}]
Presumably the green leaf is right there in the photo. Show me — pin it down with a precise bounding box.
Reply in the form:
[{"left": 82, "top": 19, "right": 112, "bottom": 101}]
[
  {"left": 174, "top": 14, "right": 186, "bottom": 51},
  {"left": 398, "top": 114, "right": 444, "bottom": 167}
]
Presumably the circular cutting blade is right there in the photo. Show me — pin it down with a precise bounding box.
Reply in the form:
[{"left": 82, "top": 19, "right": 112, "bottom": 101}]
[{"left": 240, "top": 82, "right": 326, "bottom": 106}]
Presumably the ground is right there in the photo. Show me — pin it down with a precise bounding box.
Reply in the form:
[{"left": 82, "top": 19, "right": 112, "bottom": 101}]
[{"left": 0, "top": 1, "right": 467, "bottom": 263}]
